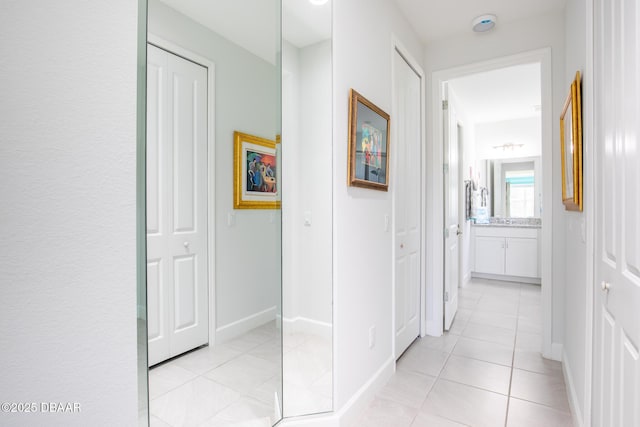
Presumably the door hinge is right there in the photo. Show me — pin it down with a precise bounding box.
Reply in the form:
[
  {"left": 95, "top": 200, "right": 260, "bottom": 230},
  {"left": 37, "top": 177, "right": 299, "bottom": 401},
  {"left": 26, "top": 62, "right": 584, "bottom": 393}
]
[
  {"left": 444, "top": 228, "right": 450, "bottom": 238},
  {"left": 443, "top": 163, "right": 449, "bottom": 174},
  {"left": 444, "top": 291, "right": 449, "bottom": 302},
  {"left": 442, "top": 100, "right": 449, "bottom": 110}
]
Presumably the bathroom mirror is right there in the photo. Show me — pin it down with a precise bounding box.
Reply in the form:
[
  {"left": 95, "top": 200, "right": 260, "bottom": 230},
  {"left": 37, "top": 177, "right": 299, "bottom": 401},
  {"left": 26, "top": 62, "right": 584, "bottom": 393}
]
[
  {"left": 281, "top": 0, "right": 333, "bottom": 417},
  {"left": 142, "top": 0, "right": 283, "bottom": 425},
  {"left": 488, "top": 157, "right": 541, "bottom": 218}
]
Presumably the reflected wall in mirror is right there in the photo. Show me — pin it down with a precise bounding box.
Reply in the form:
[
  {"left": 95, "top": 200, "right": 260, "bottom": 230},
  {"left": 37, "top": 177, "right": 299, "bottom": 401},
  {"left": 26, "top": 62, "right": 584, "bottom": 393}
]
[
  {"left": 281, "top": 0, "right": 333, "bottom": 417},
  {"left": 145, "top": 0, "right": 282, "bottom": 425},
  {"left": 488, "top": 157, "right": 541, "bottom": 218}
]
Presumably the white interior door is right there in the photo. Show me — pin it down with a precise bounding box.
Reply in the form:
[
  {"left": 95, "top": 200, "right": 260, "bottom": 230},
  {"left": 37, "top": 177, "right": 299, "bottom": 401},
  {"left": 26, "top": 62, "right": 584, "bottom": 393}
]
[
  {"left": 592, "top": 0, "right": 640, "bottom": 424},
  {"left": 393, "top": 50, "right": 422, "bottom": 358},
  {"left": 443, "top": 86, "right": 460, "bottom": 331},
  {"left": 147, "top": 44, "right": 209, "bottom": 366}
]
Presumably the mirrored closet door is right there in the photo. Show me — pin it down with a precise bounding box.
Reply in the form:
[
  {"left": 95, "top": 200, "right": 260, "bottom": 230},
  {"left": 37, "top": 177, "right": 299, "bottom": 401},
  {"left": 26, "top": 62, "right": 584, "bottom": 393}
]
[
  {"left": 138, "top": 0, "right": 334, "bottom": 425},
  {"left": 281, "top": 0, "right": 333, "bottom": 417},
  {"left": 144, "top": 0, "right": 283, "bottom": 425}
]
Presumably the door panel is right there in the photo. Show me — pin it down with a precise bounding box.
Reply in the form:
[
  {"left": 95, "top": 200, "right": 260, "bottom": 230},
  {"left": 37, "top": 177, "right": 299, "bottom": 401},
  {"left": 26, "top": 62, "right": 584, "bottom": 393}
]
[
  {"left": 505, "top": 237, "right": 538, "bottom": 278},
  {"left": 394, "top": 50, "right": 421, "bottom": 358},
  {"left": 443, "top": 86, "right": 459, "bottom": 330},
  {"left": 147, "top": 44, "right": 209, "bottom": 366},
  {"left": 474, "top": 236, "right": 505, "bottom": 275},
  {"left": 593, "top": 0, "right": 640, "bottom": 424}
]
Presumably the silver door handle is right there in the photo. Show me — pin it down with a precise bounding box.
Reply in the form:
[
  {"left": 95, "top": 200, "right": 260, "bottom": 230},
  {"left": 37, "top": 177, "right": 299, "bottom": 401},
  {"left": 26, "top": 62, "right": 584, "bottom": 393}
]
[
  {"left": 601, "top": 281, "right": 611, "bottom": 292},
  {"left": 183, "top": 241, "right": 190, "bottom": 248}
]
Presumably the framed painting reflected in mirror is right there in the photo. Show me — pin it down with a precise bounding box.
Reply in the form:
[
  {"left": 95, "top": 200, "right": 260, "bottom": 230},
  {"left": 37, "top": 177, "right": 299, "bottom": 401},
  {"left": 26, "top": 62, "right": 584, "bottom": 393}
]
[
  {"left": 234, "top": 131, "right": 281, "bottom": 209},
  {"left": 560, "top": 71, "right": 583, "bottom": 211}
]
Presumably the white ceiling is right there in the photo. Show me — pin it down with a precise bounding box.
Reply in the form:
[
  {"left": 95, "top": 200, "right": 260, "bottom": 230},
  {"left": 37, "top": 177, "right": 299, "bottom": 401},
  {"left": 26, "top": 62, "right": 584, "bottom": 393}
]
[
  {"left": 158, "top": 0, "right": 330, "bottom": 64},
  {"left": 448, "top": 62, "right": 541, "bottom": 124},
  {"left": 283, "top": 0, "right": 331, "bottom": 49},
  {"left": 159, "top": 0, "right": 280, "bottom": 63},
  {"left": 394, "top": 0, "right": 566, "bottom": 44}
]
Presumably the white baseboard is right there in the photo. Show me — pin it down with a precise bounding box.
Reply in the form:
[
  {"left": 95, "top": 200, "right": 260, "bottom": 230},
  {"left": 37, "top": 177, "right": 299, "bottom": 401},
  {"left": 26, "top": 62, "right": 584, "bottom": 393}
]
[
  {"left": 283, "top": 316, "right": 332, "bottom": 340},
  {"left": 278, "top": 356, "right": 395, "bottom": 427},
  {"left": 216, "top": 306, "right": 277, "bottom": 344},
  {"left": 562, "top": 350, "right": 584, "bottom": 427},
  {"left": 551, "top": 343, "right": 563, "bottom": 362},
  {"left": 462, "top": 271, "right": 471, "bottom": 286},
  {"left": 337, "top": 356, "right": 395, "bottom": 427},
  {"left": 471, "top": 272, "right": 541, "bottom": 285}
]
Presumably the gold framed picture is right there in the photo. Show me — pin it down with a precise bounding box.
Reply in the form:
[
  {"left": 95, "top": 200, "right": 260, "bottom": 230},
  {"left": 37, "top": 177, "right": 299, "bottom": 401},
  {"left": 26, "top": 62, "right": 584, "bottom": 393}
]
[
  {"left": 233, "top": 131, "right": 280, "bottom": 209},
  {"left": 560, "top": 71, "right": 583, "bottom": 211},
  {"left": 348, "top": 89, "right": 391, "bottom": 191}
]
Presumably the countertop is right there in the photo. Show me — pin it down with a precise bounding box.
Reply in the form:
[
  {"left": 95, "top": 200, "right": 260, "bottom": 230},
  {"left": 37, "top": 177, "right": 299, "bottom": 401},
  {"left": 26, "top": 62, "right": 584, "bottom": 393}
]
[
  {"left": 472, "top": 223, "right": 541, "bottom": 229},
  {"left": 471, "top": 218, "right": 542, "bottom": 229}
]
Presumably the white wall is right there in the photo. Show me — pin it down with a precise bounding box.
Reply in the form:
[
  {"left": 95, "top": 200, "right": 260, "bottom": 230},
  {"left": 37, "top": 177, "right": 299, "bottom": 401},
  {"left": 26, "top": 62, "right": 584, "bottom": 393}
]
[
  {"left": 332, "top": 0, "right": 424, "bottom": 410},
  {"left": 148, "top": 0, "right": 281, "bottom": 332},
  {"left": 424, "top": 10, "right": 567, "bottom": 350},
  {"left": 0, "top": 1, "right": 139, "bottom": 426},
  {"left": 562, "top": 0, "right": 588, "bottom": 423},
  {"left": 282, "top": 39, "right": 333, "bottom": 327},
  {"left": 475, "top": 117, "right": 542, "bottom": 160}
]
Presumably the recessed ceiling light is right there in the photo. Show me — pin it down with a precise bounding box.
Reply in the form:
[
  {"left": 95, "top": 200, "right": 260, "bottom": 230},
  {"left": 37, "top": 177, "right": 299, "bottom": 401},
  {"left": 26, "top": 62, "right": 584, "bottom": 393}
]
[
  {"left": 472, "top": 14, "right": 497, "bottom": 33},
  {"left": 309, "top": 0, "right": 328, "bottom": 5}
]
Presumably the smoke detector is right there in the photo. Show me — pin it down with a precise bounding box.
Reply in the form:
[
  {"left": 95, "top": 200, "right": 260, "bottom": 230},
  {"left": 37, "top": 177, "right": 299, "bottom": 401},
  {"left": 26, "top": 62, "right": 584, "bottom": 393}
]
[{"left": 472, "top": 14, "right": 497, "bottom": 33}]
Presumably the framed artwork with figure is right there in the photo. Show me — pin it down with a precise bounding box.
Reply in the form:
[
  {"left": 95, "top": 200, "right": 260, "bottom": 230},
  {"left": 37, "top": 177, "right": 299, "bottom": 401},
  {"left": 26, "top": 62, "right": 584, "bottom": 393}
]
[
  {"left": 234, "top": 131, "right": 280, "bottom": 209},
  {"left": 348, "top": 89, "right": 391, "bottom": 191}
]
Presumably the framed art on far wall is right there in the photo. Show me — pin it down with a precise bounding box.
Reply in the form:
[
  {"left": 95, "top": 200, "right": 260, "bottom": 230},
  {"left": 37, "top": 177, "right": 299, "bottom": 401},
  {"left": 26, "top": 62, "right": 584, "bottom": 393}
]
[
  {"left": 348, "top": 89, "right": 391, "bottom": 191},
  {"left": 560, "top": 71, "right": 583, "bottom": 211},
  {"left": 233, "top": 131, "right": 280, "bottom": 209}
]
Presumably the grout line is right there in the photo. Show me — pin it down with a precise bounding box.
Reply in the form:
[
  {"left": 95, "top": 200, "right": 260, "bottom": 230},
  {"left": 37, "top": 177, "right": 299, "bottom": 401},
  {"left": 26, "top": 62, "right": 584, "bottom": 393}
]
[{"left": 504, "top": 283, "right": 522, "bottom": 427}]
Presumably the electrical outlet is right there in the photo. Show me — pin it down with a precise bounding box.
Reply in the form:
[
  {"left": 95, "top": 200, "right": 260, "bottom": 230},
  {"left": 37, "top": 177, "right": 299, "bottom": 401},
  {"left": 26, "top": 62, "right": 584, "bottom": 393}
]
[{"left": 369, "top": 325, "right": 376, "bottom": 349}]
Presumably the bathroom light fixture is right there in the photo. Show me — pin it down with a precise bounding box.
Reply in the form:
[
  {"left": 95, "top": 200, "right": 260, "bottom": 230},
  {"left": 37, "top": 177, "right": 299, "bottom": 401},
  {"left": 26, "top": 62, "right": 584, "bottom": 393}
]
[
  {"left": 492, "top": 142, "right": 524, "bottom": 151},
  {"left": 309, "top": 0, "right": 328, "bottom": 5},
  {"left": 472, "top": 14, "right": 497, "bottom": 33}
]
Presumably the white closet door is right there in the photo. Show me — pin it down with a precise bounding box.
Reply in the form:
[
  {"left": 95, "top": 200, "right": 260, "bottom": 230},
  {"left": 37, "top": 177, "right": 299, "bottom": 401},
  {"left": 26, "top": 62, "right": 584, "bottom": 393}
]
[
  {"left": 393, "top": 50, "right": 422, "bottom": 359},
  {"left": 592, "top": 0, "right": 640, "bottom": 425},
  {"left": 147, "top": 44, "right": 208, "bottom": 366}
]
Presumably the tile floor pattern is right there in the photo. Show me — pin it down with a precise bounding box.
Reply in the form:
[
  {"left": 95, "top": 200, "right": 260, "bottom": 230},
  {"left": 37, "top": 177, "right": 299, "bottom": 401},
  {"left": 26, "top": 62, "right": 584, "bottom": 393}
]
[
  {"left": 356, "top": 278, "right": 573, "bottom": 427},
  {"left": 148, "top": 321, "right": 332, "bottom": 427}
]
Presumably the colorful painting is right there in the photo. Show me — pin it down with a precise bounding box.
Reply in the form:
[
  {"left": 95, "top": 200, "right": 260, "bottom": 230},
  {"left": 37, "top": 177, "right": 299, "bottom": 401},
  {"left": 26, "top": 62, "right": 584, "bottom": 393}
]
[
  {"left": 348, "top": 89, "right": 390, "bottom": 191},
  {"left": 246, "top": 150, "right": 277, "bottom": 193},
  {"left": 234, "top": 131, "right": 280, "bottom": 209}
]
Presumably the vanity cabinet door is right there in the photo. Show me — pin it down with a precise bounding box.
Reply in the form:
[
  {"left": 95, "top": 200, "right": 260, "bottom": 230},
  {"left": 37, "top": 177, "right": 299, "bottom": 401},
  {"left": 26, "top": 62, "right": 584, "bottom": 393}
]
[
  {"left": 505, "top": 237, "right": 538, "bottom": 278},
  {"left": 474, "top": 236, "right": 506, "bottom": 275}
]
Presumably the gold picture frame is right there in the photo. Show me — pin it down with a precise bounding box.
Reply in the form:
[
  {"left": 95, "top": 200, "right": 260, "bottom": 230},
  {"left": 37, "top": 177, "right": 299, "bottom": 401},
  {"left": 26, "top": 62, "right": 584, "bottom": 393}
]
[
  {"left": 560, "top": 71, "right": 583, "bottom": 211},
  {"left": 348, "top": 89, "right": 391, "bottom": 191},
  {"left": 233, "top": 131, "right": 281, "bottom": 209}
]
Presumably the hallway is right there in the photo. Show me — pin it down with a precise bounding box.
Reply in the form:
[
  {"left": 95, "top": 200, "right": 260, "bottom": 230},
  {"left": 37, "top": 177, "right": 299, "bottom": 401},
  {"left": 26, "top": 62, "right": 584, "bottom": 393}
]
[{"left": 356, "top": 279, "right": 572, "bottom": 426}]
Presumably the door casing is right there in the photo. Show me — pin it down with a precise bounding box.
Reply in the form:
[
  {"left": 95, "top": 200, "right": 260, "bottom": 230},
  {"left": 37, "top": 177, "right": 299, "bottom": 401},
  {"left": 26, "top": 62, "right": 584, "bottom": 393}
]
[
  {"left": 428, "top": 49, "right": 555, "bottom": 362},
  {"left": 147, "top": 34, "right": 217, "bottom": 349}
]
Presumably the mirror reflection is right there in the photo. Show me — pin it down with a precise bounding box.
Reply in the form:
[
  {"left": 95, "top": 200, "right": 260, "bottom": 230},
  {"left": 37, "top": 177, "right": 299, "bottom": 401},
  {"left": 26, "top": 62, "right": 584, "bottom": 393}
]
[
  {"left": 488, "top": 157, "right": 541, "bottom": 218},
  {"left": 281, "top": 0, "right": 333, "bottom": 417},
  {"left": 145, "top": 0, "right": 282, "bottom": 425}
]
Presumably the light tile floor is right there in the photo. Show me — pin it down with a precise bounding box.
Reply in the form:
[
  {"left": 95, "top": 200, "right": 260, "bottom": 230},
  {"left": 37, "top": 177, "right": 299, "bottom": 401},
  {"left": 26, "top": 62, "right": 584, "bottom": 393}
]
[
  {"left": 356, "top": 278, "right": 573, "bottom": 427},
  {"left": 148, "top": 321, "right": 332, "bottom": 427}
]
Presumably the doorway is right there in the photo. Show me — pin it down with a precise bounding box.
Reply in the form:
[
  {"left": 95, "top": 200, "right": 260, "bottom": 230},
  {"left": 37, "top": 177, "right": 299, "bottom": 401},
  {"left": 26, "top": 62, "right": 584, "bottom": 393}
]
[
  {"left": 428, "top": 49, "right": 554, "bottom": 360},
  {"left": 146, "top": 42, "right": 212, "bottom": 366}
]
